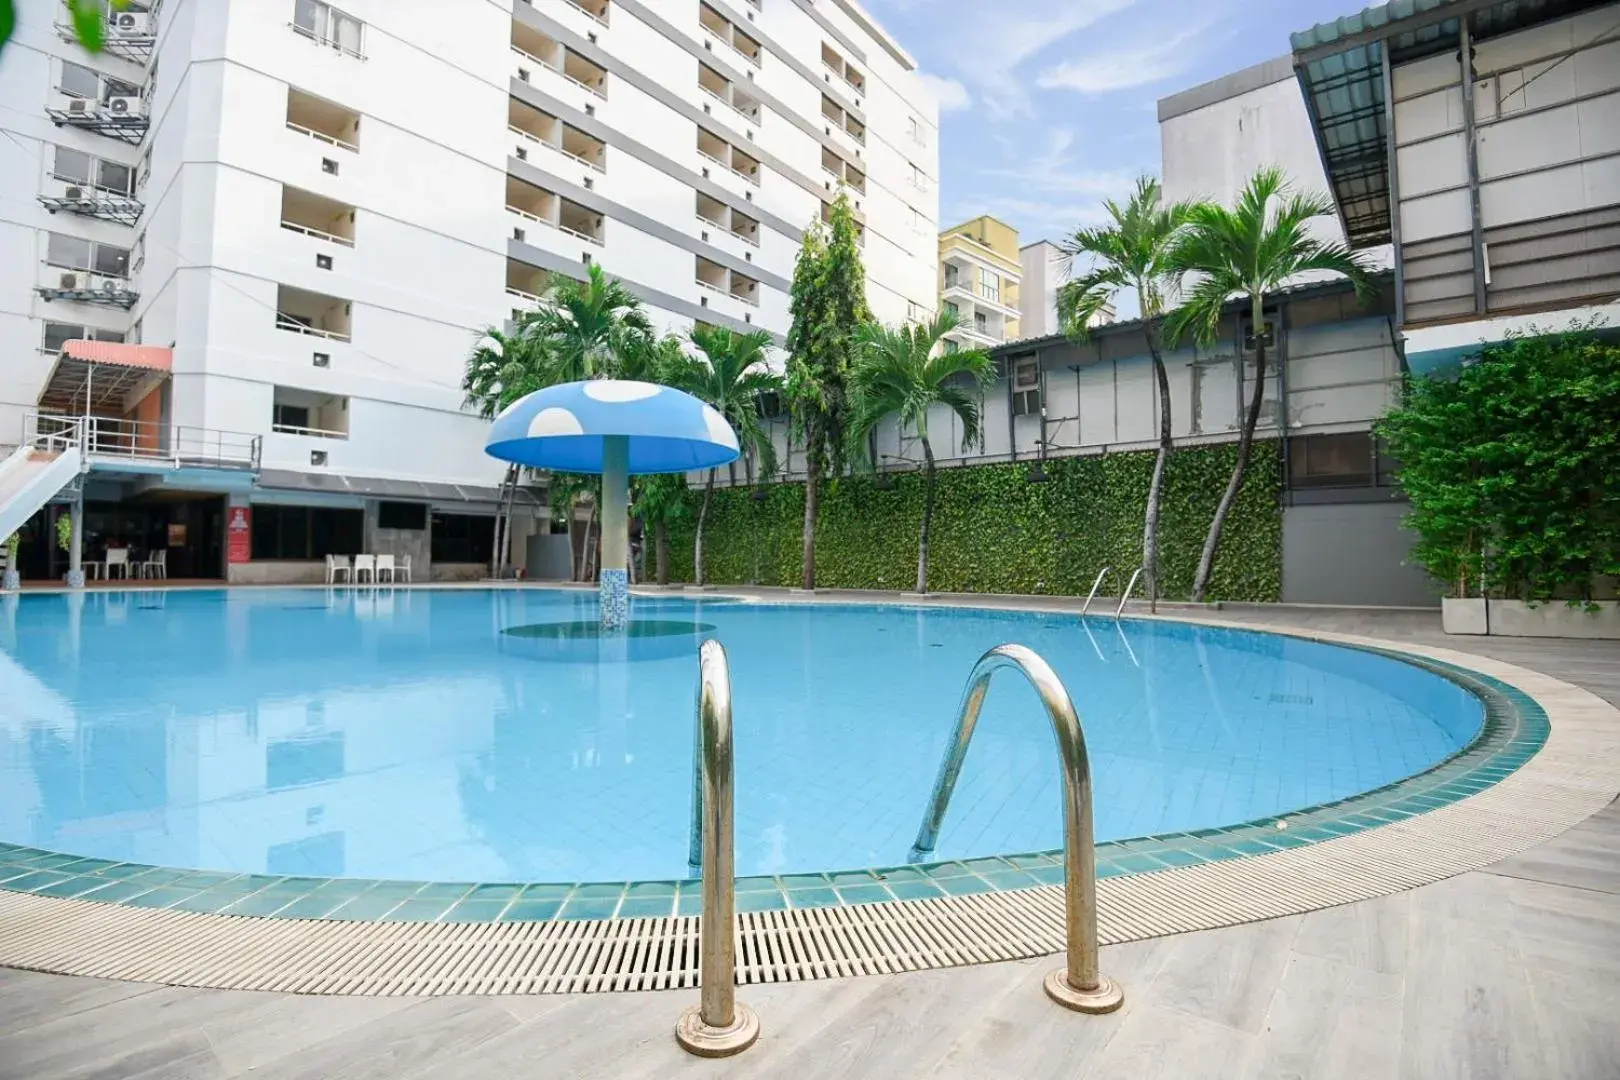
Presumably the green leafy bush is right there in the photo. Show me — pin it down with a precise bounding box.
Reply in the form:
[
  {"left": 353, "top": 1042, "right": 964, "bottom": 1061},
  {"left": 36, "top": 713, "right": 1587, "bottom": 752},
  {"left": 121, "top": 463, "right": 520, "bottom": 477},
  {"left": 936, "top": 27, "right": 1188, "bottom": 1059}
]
[
  {"left": 667, "top": 442, "right": 1281, "bottom": 601},
  {"left": 1377, "top": 329, "right": 1620, "bottom": 602}
]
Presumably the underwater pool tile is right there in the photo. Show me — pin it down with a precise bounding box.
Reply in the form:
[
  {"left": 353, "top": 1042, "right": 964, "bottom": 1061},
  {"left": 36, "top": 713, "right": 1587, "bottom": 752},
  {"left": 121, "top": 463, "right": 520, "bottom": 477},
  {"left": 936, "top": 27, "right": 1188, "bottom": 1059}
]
[
  {"left": 886, "top": 880, "right": 944, "bottom": 901},
  {"left": 466, "top": 884, "right": 524, "bottom": 901},
  {"left": 518, "top": 883, "right": 573, "bottom": 901},
  {"left": 785, "top": 887, "right": 839, "bottom": 908},
  {"left": 834, "top": 884, "right": 893, "bottom": 905},
  {"left": 500, "top": 898, "right": 563, "bottom": 921},
  {"left": 443, "top": 898, "right": 511, "bottom": 922},
  {"left": 381, "top": 897, "right": 456, "bottom": 922},
  {"left": 616, "top": 896, "right": 675, "bottom": 918},
  {"left": 559, "top": 896, "right": 621, "bottom": 920},
  {"left": 737, "top": 890, "right": 788, "bottom": 913},
  {"left": 935, "top": 875, "right": 993, "bottom": 896}
]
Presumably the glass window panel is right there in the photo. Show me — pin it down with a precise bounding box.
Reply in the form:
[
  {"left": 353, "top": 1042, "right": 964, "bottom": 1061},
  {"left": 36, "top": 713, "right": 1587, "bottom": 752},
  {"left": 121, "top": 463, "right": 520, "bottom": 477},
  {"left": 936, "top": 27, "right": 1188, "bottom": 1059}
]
[
  {"left": 333, "top": 11, "right": 362, "bottom": 54},
  {"left": 43, "top": 322, "right": 85, "bottom": 351},
  {"left": 59, "top": 61, "right": 100, "bottom": 98},
  {"left": 53, "top": 146, "right": 93, "bottom": 183},
  {"left": 96, "top": 160, "right": 133, "bottom": 194},
  {"left": 93, "top": 244, "right": 130, "bottom": 277},
  {"left": 93, "top": 329, "right": 126, "bottom": 343},
  {"left": 102, "top": 78, "right": 140, "bottom": 101},
  {"left": 47, "top": 233, "right": 92, "bottom": 270},
  {"left": 293, "top": 0, "right": 326, "bottom": 35}
]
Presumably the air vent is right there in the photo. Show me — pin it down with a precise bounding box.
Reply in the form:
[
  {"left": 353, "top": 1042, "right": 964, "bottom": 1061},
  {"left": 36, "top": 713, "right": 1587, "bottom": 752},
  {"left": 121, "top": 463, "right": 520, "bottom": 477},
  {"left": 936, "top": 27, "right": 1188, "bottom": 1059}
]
[
  {"left": 315, "top": 254, "right": 333, "bottom": 270},
  {"left": 310, "top": 450, "right": 328, "bottom": 466},
  {"left": 313, "top": 352, "right": 330, "bottom": 367},
  {"left": 321, "top": 158, "right": 338, "bottom": 175}
]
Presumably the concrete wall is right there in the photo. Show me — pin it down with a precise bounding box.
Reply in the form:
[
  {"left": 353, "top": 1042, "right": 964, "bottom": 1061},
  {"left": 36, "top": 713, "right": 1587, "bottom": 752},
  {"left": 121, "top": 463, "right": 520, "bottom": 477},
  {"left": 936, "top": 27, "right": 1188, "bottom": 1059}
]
[
  {"left": 1018, "top": 240, "right": 1062, "bottom": 339},
  {"left": 1282, "top": 500, "right": 1442, "bottom": 607}
]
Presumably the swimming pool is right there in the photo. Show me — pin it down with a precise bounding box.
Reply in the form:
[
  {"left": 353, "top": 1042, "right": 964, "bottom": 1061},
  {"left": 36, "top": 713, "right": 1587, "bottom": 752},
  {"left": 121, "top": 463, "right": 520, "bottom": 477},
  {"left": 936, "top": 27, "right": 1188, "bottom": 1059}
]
[{"left": 0, "top": 588, "right": 1483, "bottom": 887}]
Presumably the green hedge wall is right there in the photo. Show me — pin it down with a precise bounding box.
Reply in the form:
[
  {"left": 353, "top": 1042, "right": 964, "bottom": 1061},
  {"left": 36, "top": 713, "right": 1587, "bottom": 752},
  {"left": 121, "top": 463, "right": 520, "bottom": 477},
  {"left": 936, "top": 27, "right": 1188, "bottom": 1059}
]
[{"left": 667, "top": 441, "right": 1282, "bottom": 602}]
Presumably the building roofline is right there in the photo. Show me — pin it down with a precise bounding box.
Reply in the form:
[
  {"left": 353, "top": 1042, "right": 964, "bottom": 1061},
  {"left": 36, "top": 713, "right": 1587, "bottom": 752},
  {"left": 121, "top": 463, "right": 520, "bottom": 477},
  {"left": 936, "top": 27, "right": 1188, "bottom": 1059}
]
[
  {"left": 1156, "top": 54, "right": 1294, "bottom": 122},
  {"left": 988, "top": 272, "right": 1394, "bottom": 358},
  {"left": 829, "top": 0, "right": 917, "bottom": 70}
]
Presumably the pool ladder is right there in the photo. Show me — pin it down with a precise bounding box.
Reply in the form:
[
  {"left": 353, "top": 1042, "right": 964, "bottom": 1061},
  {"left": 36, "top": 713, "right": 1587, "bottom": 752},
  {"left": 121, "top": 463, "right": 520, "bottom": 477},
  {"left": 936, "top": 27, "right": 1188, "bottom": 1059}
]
[
  {"left": 1081, "top": 566, "right": 1145, "bottom": 619},
  {"left": 909, "top": 644, "right": 1125, "bottom": 1013},
  {"left": 678, "top": 641, "right": 1123, "bottom": 1058}
]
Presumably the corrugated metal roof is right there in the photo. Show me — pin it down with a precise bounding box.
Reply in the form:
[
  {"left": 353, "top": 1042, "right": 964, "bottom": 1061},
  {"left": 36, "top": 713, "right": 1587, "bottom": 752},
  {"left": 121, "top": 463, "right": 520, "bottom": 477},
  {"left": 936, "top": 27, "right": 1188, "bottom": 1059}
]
[{"left": 60, "top": 340, "right": 172, "bottom": 370}]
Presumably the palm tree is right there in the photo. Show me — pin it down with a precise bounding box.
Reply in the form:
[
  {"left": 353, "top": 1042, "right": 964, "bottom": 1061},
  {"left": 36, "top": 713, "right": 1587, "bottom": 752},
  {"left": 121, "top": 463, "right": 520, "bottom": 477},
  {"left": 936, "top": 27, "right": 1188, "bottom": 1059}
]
[
  {"left": 462, "top": 322, "right": 554, "bottom": 578},
  {"left": 1058, "top": 177, "right": 1199, "bottom": 609},
  {"left": 531, "top": 263, "right": 654, "bottom": 382},
  {"left": 1166, "top": 166, "right": 1378, "bottom": 602},
  {"left": 846, "top": 311, "right": 994, "bottom": 594},
  {"left": 683, "top": 325, "right": 782, "bottom": 586}
]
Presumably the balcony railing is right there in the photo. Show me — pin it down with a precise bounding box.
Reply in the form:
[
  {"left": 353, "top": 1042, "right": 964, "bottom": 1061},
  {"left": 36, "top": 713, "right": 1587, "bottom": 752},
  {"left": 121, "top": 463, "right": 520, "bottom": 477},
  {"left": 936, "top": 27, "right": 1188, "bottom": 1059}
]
[
  {"left": 27, "top": 412, "right": 262, "bottom": 470},
  {"left": 272, "top": 422, "right": 348, "bottom": 439},
  {"left": 511, "top": 44, "right": 608, "bottom": 98},
  {"left": 561, "top": 0, "right": 609, "bottom": 26},
  {"left": 286, "top": 120, "right": 358, "bottom": 152},
  {"left": 275, "top": 314, "right": 351, "bottom": 342},
  {"left": 507, "top": 204, "right": 547, "bottom": 224},
  {"left": 558, "top": 221, "right": 603, "bottom": 245},
  {"left": 281, "top": 220, "right": 355, "bottom": 247},
  {"left": 506, "top": 286, "right": 543, "bottom": 304},
  {"left": 695, "top": 277, "right": 730, "bottom": 297}
]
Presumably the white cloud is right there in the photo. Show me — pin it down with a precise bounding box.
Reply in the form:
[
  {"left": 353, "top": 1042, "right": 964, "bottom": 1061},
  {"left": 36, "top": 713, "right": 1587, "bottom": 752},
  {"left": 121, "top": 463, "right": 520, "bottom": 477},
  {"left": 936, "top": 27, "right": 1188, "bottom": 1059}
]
[
  {"left": 946, "top": 0, "right": 1141, "bottom": 119},
  {"left": 917, "top": 73, "right": 971, "bottom": 112},
  {"left": 1036, "top": 27, "right": 1206, "bottom": 95}
]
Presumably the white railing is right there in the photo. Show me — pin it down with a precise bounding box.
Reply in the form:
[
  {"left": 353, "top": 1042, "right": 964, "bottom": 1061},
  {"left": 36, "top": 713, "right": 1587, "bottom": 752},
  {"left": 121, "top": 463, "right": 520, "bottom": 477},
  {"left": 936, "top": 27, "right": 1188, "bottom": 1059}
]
[
  {"left": 280, "top": 220, "right": 355, "bottom": 247},
  {"left": 702, "top": 24, "right": 761, "bottom": 69},
  {"left": 562, "top": 0, "right": 610, "bottom": 26},
  {"left": 510, "top": 44, "right": 608, "bottom": 99},
  {"left": 697, "top": 148, "right": 730, "bottom": 172},
  {"left": 26, "top": 412, "right": 261, "bottom": 470},
  {"left": 275, "top": 315, "right": 351, "bottom": 342},
  {"left": 557, "top": 221, "right": 603, "bottom": 245},
  {"left": 730, "top": 227, "right": 760, "bottom": 247},
  {"left": 286, "top": 120, "right": 358, "bottom": 153},
  {"left": 696, "top": 211, "right": 728, "bottom": 230},
  {"left": 509, "top": 123, "right": 546, "bottom": 147},
  {"left": 506, "top": 286, "right": 543, "bottom": 304},
  {"left": 272, "top": 422, "right": 349, "bottom": 440},
  {"left": 729, "top": 287, "right": 759, "bottom": 307},
  {"left": 288, "top": 20, "right": 366, "bottom": 59},
  {"left": 695, "top": 277, "right": 730, "bottom": 297},
  {"left": 506, "top": 204, "right": 548, "bottom": 224},
  {"left": 555, "top": 142, "right": 607, "bottom": 172},
  {"left": 729, "top": 158, "right": 761, "bottom": 184}
]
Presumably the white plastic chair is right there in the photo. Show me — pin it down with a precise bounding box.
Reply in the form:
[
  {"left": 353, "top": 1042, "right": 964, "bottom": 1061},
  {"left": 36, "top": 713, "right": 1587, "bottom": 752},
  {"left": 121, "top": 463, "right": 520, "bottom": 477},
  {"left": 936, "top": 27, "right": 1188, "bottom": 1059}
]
[
  {"left": 396, "top": 554, "right": 412, "bottom": 583},
  {"left": 375, "top": 553, "right": 396, "bottom": 584},
  {"left": 353, "top": 554, "right": 375, "bottom": 584},
  {"left": 325, "top": 554, "right": 351, "bottom": 584},
  {"left": 105, "top": 548, "right": 130, "bottom": 580},
  {"left": 140, "top": 549, "right": 166, "bottom": 580}
]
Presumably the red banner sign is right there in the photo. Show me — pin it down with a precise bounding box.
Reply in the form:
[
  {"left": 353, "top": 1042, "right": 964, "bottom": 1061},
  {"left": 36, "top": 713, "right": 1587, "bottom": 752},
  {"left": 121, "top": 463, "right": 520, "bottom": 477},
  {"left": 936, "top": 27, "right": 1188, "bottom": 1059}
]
[{"left": 226, "top": 506, "right": 251, "bottom": 564}]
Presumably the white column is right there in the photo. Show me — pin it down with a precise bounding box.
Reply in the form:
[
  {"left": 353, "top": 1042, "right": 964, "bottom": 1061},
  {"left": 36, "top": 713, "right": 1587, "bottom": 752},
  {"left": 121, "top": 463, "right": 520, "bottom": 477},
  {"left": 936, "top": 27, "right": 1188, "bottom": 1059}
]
[{"left": 599, "top": 434, "right": 629, "bottom": 629}]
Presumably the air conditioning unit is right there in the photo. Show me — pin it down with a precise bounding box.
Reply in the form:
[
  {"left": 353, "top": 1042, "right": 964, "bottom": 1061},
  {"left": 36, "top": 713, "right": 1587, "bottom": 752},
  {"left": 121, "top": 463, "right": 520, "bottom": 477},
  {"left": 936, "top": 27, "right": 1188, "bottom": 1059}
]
[
  {"left": 64, "top": 185, "right": 86, "bottom": 200},
  {"left": 101, "top": 276, "right": 127, "bottom": 296},
  {"left": 105, "top": 96, "right": 146, "bottom": 118},
  {"left": 110, "top": 11, "right": 153, "bottom": 35},
  {"left": 57, "top": 271, "right": 86, "bottom": 290},
  {"left": 58, "top": 95, "right": 98, "bottom": 116}
]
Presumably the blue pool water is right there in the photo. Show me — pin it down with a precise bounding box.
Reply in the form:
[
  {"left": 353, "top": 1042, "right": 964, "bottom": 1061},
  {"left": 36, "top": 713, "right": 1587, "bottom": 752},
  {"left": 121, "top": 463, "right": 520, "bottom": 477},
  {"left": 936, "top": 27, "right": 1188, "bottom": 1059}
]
[{"left": 0, "top": 589, "right": 1483, "bottom": 884}]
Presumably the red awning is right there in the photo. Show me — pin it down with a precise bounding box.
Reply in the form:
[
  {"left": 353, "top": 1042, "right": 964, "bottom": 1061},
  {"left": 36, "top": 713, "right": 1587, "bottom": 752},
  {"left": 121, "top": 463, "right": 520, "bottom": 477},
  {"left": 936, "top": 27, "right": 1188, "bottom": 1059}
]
[{"left": 38, "top": 340, "right": 173, "bottom": 415}]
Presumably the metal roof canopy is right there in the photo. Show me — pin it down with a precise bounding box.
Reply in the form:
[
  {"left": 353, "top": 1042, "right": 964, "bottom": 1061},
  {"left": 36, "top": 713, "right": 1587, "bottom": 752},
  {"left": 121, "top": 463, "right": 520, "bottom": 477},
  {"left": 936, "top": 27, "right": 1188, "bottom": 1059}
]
[
  {"left": 1290, "top": 0, "right": 1603, "bottom": 249},
  {"left": 37, "top": 340, "right": 171, "bottom": 416}
]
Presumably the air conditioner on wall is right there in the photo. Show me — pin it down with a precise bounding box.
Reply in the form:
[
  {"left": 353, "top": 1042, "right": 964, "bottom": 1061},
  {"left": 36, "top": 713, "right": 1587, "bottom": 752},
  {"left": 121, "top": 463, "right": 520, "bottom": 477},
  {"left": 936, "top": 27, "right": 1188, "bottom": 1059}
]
[
  {"left": 64, "top": 185, "right": 85, "bottom": 200},
  {"left": 58, "top": 271, "right": 86, "bottom": 290},
  {"left": 105, "top": 96, "right": 146, "bottom": 118},
  {"left": 57, "top": 95, "right": 98, "bottom": 116},
  {"left": 111, "top": 11, "right": 153, "bottom": 35}
]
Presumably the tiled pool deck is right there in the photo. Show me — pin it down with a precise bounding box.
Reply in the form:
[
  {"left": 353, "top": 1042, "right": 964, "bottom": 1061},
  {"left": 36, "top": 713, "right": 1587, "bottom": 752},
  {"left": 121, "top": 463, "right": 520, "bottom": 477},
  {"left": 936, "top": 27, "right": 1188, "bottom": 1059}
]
[{"left": 0, "top": 637, "right": 1543, "bottom": 925}]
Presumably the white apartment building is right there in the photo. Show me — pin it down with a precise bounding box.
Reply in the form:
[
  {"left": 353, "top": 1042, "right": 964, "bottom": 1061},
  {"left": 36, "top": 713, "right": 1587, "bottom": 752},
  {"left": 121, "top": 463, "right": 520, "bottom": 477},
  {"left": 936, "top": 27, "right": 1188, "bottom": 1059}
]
[
  {"left": 0, "top": 0, "right": 940, "bottom": 583},
  {"left": 1017, "top": 239, "right": 1113, "bottom": 340}
]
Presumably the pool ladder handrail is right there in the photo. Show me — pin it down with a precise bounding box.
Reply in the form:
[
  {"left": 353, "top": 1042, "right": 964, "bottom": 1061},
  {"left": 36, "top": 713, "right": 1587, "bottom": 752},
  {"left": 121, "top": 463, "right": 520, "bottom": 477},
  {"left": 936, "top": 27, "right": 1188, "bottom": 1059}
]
[
  {"left": 908, "top": 644, "right": 1124, "bottom": 1013},
  {"left": 675, "top": 639, "right": 760, "bottom": 1057},
  {"left": 1115, "top": 567, "right": 1145, "bottom": 620},
  {"left": 1080, "top": 567, "right": 1112, "bottom": 615}
]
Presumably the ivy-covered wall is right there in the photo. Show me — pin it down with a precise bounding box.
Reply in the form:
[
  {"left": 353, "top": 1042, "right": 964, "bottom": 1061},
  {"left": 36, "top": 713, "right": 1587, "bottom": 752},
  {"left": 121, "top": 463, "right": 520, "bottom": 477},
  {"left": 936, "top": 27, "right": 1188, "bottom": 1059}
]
[{"left": 668, "top": 442, "right": 1282, "bottom": 601}]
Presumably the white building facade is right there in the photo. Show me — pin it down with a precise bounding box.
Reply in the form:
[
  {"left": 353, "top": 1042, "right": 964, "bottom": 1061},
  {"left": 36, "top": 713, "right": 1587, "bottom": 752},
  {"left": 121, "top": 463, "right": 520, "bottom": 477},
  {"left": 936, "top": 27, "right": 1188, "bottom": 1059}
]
[{"left": 0, "top": 0, "right": 940, "bottom": 581}]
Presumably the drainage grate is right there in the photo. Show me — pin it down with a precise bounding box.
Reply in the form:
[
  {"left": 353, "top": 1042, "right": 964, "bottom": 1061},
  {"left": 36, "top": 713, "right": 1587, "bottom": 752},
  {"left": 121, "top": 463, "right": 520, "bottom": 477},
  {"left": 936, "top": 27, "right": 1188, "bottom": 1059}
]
[{"left": 1268, "top": 693, "right": 1314, "bottom": 705}]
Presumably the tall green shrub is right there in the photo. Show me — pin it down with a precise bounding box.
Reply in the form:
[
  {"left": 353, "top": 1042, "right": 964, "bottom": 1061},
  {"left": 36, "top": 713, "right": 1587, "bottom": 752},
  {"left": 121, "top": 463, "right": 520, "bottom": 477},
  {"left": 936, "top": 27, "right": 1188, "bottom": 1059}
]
[
  {"left": 1377, "top": 330, "right": 1620, "bottom": 601},
  {"left": 668, "top": 442, "right": 1281, "bottom": 602}
]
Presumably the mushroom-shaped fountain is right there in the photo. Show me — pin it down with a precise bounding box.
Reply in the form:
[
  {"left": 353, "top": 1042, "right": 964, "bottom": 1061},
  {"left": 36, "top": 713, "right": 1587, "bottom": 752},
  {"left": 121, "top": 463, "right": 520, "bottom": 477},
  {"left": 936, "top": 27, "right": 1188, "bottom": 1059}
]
[{"left": 485, "top": 380, "right": 739, "bottom": 629}]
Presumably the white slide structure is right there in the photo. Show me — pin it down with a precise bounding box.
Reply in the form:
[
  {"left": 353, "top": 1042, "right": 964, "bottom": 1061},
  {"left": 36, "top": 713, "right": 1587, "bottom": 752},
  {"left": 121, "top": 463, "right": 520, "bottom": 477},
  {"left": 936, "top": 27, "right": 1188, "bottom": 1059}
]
[{"left": 0, "top": 443, "right": 83, "bottom": 540}]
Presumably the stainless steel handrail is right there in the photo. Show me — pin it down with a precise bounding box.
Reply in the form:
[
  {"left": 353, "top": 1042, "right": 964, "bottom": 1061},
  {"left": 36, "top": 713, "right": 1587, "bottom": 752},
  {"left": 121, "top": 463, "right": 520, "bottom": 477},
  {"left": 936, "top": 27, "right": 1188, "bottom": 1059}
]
[
  {"left": 1080, "top": 567, "right": 1111, "bottom": 615},
  {"left": 1114, "top": 567, "right": 1144, "bottom": 619},
  {"left": 675, "top": 639, "right": 760, "bottom": 1057},
  {"left": 908, "top": 644, "right": 1124, "bottom": 1014}
]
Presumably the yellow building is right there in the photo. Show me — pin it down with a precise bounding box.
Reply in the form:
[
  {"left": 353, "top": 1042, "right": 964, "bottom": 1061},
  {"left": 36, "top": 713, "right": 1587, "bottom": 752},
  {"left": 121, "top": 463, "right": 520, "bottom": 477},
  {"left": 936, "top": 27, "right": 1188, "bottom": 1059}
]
[{"left": 937, "top": 215, "right": 1022, "bottom": 351}]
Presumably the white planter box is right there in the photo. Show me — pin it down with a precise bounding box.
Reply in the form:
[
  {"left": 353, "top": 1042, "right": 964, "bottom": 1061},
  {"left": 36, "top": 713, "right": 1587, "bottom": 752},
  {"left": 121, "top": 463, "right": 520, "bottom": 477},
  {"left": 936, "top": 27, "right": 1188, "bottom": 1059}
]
[
  {"left": 1443, "top": 598, "right": 1620, "bottom": 639},
  {"left": 1486, "top": 599, "right": 1620, "bottom": 640},
  {"left": 1442, "top": 597, "right": 1488, "bottom": 635}
]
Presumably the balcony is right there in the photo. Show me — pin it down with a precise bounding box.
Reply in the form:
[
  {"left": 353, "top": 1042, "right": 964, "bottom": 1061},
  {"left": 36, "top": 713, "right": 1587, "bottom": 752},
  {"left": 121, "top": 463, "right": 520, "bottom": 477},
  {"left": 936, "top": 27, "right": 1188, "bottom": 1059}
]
[
  {"left": 699, "top": 64, "right": 760, "bottom": 125},
  {"left": 729, "top": 271, "right": 759, "bottom": 306},
  {"left": 695, "top": 256, "right": 759, "bottom": 310},
  {"left": 695, "top": 255, "right": 728, "bottom": 296},
  {"left": 272, "top": 387, "right": 349, "bottom": 439},
  {"left": 843, "top": 164, "right": 865, "bottom": 194},
  {"left": 506, "top": 258, "right": 548, "bottom": 304},
  {"left": 275, "top": 285, "right": 351, "bottom": 341},
  {"left": 696, "top": 191, "right": 728, "bottom": 229},
  {"left": 508, "top": 96, "right": 559, "bottom": 144},
  {"left": 729, "top": 208, "right": 759, "bottom": 245},
  {"left": 286, "top": 87, "right": 359, "bottom": 151},
  {"left": 558, "top": 199, "right": 603, "bottom": 244},
  {"left": 698, "top": 2, "right": 761, "bottom": 67},
  {"left": 696, "top": 128, "right": 760, "bottom": 186},
  {"left": 563, "top": 0, "right": 608, "bottom": 24},
  {"left": 820, "top": 43, "right": 864, "bottom": 97},
  {"left": 511, "top": 22, "right": 606, "bottom": 98},
  {"left": 281, "top": 185, "right": 356, "bottom": 246},
  {"left": 506, "top": 175, "right": 558, "bottom": 224}
]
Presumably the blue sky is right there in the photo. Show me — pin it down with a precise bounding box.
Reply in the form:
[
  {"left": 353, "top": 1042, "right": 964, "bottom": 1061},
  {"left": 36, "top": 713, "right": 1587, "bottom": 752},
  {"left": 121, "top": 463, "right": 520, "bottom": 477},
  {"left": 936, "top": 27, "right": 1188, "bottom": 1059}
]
[{"left": 865, "top": 0, "right": 1360, "bottom": 243}]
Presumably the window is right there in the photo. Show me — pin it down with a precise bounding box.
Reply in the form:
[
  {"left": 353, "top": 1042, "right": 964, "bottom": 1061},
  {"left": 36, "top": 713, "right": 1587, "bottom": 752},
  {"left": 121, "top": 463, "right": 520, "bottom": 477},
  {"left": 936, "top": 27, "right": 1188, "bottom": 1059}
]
[
  {"left": 943, "top": 266, "right": 959, "bottom": 289},
  {"left": 908, "top": 116, "right": 926, "bottom": 146},
  {"left": 430, "top": 513, "right": 494, "bottom": 564},
  {"left": 377, "top": 501, "right": 427, "bottom": 530},
  {"left": 979, "top": 267, "right": 999, "bottom": 303},
  {"left": 1011, "top": 355, "right": 1040, "bottom": 416},
  {"left": 943, "top": 300, "right": 958, "bottom": 318},
  {"left": 251, "top": 505, "right": 364, "bottom": 559},
  {"left": 59, "top": 61, "right": 100, "bottom": 98},
  {"left": 974, "top": 311, "right": 988, "bottom": 333},
  {"left": 97, "top": 160, "right": 133, "bottom": 195},
  {"left": 293, "top": 0, "right": 364, "bottom": 57},
  {"left": 1288, "top": 432, "right": 1375, "bottom": 490},
  {"left": 273, "top": 402, "right": 311, "bottom": 430},
  {"left": 52, "top": 146, "right": 92, "bottom": 183},
  {"left": 944, "top": 339, "right": 960, "bottom": 354},
  {"left": 93, "top": 244, "right": 130, "bottom": 276},
  {"left": 41, "top": 322, "right": 124, "bottom": 351},
  {"left": 45, "top": 233, "right": 130, "bottom": 276}
]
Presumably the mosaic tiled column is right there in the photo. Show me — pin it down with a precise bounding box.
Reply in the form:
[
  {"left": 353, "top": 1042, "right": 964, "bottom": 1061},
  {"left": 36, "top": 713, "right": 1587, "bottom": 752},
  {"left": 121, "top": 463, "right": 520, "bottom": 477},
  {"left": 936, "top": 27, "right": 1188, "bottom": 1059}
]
[{"left": 599, "top": 434, "right": 629, "bottom": 631}]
